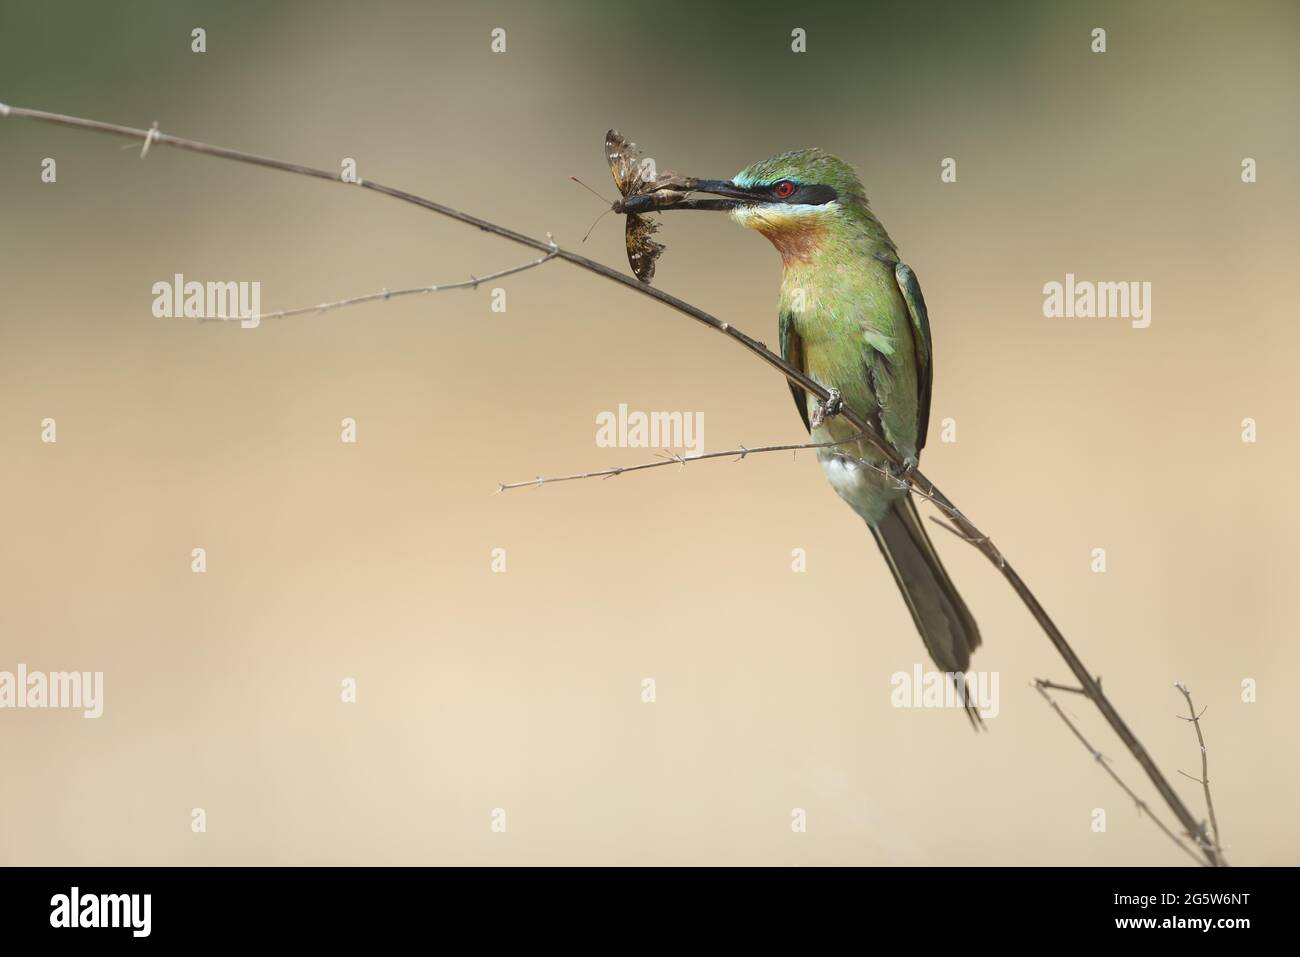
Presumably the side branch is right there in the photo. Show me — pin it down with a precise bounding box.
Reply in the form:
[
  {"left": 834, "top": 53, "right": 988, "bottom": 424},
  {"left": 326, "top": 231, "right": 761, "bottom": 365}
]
[
  {"left": 220, "top": 251, "right": 559, "bottom": 323},
  {"left": 496, "top": 434, "right": 869, "bottom": 491},
  {"left": 1174, "top": 683, "right": 1226, "bottom": 862},
  {"left": 501, "top": 440, "right": 961, "bottom": 523},
  {"left": 1034, "top": 680, "right": 1205, "bottom": 866}
]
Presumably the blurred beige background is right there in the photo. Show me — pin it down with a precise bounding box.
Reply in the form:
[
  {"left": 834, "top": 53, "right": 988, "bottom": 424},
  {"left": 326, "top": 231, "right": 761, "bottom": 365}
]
[{"left": 1, "top": 0, "right": 1297, "bottom": 865}]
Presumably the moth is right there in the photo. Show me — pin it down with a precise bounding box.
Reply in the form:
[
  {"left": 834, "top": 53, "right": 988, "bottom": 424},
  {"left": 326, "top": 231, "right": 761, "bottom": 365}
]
[{"left": 605, "top": 129, "right": 689, "bottom": 283}]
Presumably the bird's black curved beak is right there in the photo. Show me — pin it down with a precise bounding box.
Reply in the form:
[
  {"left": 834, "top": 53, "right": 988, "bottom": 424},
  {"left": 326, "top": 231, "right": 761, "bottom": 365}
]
[{"left": 618, "top": 179, "right": 760, "bottom": 214}]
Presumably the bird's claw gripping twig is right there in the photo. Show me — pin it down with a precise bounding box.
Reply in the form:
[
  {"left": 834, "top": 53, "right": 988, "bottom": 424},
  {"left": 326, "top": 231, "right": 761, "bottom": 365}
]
[
  {"left": 888, "top": 456, "right": 919, "bottom": 488},
  {"left": 810, "top": 388, "right": 843, "bottom": 429}
]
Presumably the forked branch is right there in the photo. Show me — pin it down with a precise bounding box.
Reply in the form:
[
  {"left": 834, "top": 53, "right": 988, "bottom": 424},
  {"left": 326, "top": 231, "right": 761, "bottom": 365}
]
[
  {"left": 1174, "top": 683, "right": 1226, "bottom": 862},
  {"left": 1035, "top": 680, "right": 1206, "bottom": 866}
]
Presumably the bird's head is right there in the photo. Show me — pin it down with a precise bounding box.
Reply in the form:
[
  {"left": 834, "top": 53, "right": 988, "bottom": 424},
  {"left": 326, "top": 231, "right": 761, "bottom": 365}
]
[{"left": 623, "top": 148, "right": 872, "bottom": 264}]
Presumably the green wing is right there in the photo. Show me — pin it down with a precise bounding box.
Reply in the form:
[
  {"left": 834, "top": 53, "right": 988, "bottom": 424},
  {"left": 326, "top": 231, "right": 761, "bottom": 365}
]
[
  {"left": 893, "top": 262, "right": 933, "bottom": 453},
  {"left": 779, "top": 311, "right": 811, "bottom": 433}
]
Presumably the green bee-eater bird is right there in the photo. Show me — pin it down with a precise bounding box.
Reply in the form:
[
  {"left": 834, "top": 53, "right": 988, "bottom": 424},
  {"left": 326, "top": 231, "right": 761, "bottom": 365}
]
[{"left": 628, "top": 150, "right": 982, "bottom": 691}]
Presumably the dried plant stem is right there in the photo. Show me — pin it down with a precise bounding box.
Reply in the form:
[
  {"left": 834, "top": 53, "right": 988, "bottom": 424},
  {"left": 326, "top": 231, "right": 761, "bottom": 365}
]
[
  {"left": 210, "top": 251, "right": 559, "bottom": 323},
  {"left": 497, "top": 434, "right": 870, "bottom": 491},
  {"left": 1035, "top": 681, "right": 1205, "bottom": 866},
  {"left": 0, "top": 103, "right": 1225, "bottom": 866},
  {"left": 1036, "top": 680, "right": 1091, "bottom": 696},
  {"left": 1174, "top": 683, "right": 1226, "bottom": 862}
]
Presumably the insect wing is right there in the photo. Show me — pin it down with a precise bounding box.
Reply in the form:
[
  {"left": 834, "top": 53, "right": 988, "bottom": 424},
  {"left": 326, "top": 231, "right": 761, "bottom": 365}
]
[{"left": 624, "top": 214, "right": 664, "bottom": 283}]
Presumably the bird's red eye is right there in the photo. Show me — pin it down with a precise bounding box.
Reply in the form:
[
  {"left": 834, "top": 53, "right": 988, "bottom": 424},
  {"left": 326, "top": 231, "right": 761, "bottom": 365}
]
[{"left": 774, "top": 180, "right": 796, "bottom": 198}]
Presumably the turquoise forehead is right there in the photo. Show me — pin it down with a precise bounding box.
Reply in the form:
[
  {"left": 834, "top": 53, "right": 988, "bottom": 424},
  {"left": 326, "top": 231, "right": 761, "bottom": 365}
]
[
  {"left": 733, "top": 157, "right": 802, "bottom": 187},
  {"left": 732, "top": 148, "right": 854, "bottom": 188}
]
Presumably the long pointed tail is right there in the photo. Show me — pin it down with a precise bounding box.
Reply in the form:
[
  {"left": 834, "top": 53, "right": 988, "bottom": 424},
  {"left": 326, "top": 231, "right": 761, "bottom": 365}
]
[{"left": 870, "top": 496, "right": 983, "bottom": 723}]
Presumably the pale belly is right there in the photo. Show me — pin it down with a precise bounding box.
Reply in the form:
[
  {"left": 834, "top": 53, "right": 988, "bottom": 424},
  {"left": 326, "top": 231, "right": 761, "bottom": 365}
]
[{"left": 813, "top": 426, "right": 900, "bottom": 526}]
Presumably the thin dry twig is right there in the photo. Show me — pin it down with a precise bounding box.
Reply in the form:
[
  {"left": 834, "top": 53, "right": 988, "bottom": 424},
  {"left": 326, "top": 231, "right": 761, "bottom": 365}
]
[
  {"left": 496, "top": 434, "right": 870, "bottom": 491},
  {"left": 1174, "top": 682, "right": 1226, "bottom": 862},
  {"left": 1034, "top": 680, "right": 1206, "bottom": 867},
  {"left": 0, "top": 102, "right": 1226, "bottom": 866},
  {"left": 201, "top": 251, "right": 559, "bottom": 323},
  {"left": 1036, "top": 679, "right": 1092, "bottom": 696},
  {"left": 501, "top": 432, "right": 967, "bottom": 527}
]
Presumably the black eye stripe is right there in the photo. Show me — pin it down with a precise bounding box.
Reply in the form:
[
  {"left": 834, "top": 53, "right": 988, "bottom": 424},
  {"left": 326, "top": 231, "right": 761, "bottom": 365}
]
[{"left": 767, "top": 182, "right": 838, "bottom": 205}]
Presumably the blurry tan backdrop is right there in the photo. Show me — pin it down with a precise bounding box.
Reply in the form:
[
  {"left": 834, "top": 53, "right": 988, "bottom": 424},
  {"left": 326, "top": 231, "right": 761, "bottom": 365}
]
[{"left": 1, "top": 0, "right": 1297, "bottom": 865}]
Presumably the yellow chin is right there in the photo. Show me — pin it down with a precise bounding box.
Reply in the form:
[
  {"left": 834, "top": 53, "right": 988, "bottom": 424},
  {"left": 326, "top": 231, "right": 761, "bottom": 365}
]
[{"left": 730, "top": 203, "right": 837, "bottom": 263}]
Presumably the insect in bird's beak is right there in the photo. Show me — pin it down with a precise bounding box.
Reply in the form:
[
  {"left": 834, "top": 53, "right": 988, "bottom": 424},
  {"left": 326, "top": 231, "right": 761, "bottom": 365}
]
[
  {"left": 604, "top": 129, "right": 689, "bottom": 282},
  {"left": 616, "top": 179, "right": 763, "bottom": 215},
  {"left": 602, "top": 129, "right": 774, "bottom": 281},
  {"left": 603, "top": 129, "right": 765, "bottom": 282}
]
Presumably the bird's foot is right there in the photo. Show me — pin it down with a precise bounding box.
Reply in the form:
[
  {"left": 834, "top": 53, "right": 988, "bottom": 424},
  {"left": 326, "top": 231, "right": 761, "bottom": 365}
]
[
  {"left": 888, "top": 456, "right": 919, "bottom": 489},
  {"left": 811, "top": 388, "right": 843, "bottom": 429}
]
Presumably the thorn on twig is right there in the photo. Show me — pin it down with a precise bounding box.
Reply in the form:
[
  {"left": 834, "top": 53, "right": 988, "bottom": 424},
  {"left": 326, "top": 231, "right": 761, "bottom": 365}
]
[{"left": 140, "top": 120, "right": 159, "bottom": 159}]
